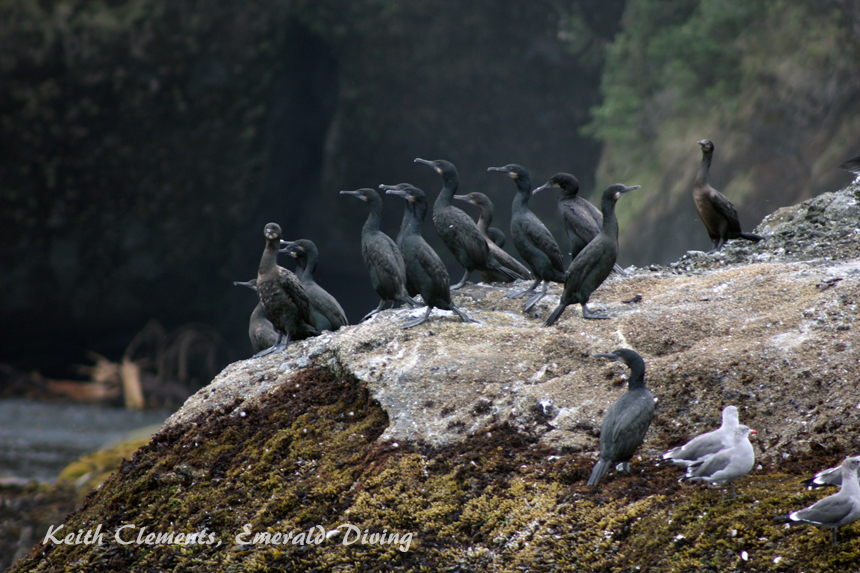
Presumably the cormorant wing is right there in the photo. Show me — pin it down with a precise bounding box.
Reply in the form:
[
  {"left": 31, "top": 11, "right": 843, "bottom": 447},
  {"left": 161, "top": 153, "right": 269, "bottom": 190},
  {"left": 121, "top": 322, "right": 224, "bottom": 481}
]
[
  {"left": 604, "top": 391, "right": 655, "bottom": 460},
  {"left": 708, "top": 191, "right": 743, "bottom": 233},
  {"left": 277, "top": 267, "right": 312, "bottom": 318},
  {"left": 559, "top": 198, "right": 601, "bottom": 244},
  {"left": 519, "top": 211, "right": 565, "bottom": 272}
]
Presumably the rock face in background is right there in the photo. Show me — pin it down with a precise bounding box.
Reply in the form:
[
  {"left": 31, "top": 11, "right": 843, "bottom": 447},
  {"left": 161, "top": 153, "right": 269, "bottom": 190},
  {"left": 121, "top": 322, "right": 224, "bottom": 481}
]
[
  {"left": 10, "top": 182, "right": 860, "bottom": 572},
  {"left": 0, "top": 0, "right": 616, "bottom": 375}
]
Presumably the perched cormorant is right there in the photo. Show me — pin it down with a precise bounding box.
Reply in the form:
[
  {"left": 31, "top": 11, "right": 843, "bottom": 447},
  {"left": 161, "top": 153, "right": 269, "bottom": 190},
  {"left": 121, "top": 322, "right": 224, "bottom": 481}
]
[
  {"left": 280, "top": 239, "right": 348, "bottom": 332},
  {"left": 778, "top": 456, "right": 860, "bottom": 545},
  {"left": 452, "top": 191, "right": 506, "bottom": 247},
  {"left": 533, "top": 173, "right": 625, "bottom": 275},
  {"left": 414, "top": 158, "right": 525, "bottom": 289},
  {"left": 381, "top": 183, "right": 476, "bottom": 328},
  {"left": 544, "top": 184, "right": 639, "bottom": 326},
  {"left": 802, "top": 458, "right": 860, "bottom": 490},
  {"left": 453, "top": 192, "right": 532, "bottom": 283},
  {"left": 681, "top": 425, "right": 756, "bottom": 501},
  {"left": 488, "top": 164, "right": 565, "bottom": 310},
  {"left": 340, "top": 188, "right": 418, "bottom": 320},
  {"left": 587, "top": 349, "right": 655, "bottom": 487},
  {"left": 233, "top": 279, "right": 279, "bottom": 355},
  {"left": 694, "top": 140, "right": 763, "bottom": 250},
  {"left": 662, "top": 405, "right": 739, "bottom": 468},
  {"left": 255, "top": 223, "right": 319, "bottom": 355}
]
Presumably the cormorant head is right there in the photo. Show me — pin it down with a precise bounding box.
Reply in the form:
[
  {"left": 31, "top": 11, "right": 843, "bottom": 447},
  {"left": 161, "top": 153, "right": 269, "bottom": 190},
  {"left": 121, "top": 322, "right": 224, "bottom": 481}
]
[
  {"left": 487, "top": 164, "right": 528, "bottom": 181},
  {"left": 233, "top": 279, "right": 257, "bottom": 291},
  {"left": 380, "top": 183, "right": 425, "bottom": 203},
  {"left": 534, "top": 173, "right": 579, "bottom": 197},
  {"left": 339, "top": 188, "right": 380, "bottom": 204},
  {"left": 281, "top": 239, "right": 316, "bottom": 260},
  {"left": 602, "top": 184, "right": 639, "bottom": 202},
  {"left": 264, "top": 222, "right": 282, "bottom": 241},
  {"left": 594, "top": 348, "right": 642, "bottom": 368},
  {"left": 414, "top": 158, "right": 458, "bottom": 180},
  {"left": 453, "top": 192, "right": 491, "bottom": 210},
  {"left": 697, "top": 139, "right": 714, "bottom": 154}
]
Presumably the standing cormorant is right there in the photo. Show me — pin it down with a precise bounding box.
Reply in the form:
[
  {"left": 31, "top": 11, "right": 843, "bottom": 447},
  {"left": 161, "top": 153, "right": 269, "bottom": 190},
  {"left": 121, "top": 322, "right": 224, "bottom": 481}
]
[
  {"left": 340, "top": 188, "right": 418, "bottom": 321},
  {"left": 779, "top": 456, "right": 860, "bottom": 545},
  {"left": 381, "top": 183, "right": 476, "bottom": 328},
  {"left": 280, "top": 239, "right": 348, "bottom": 331},
  {"left": 488, "top": 164, "right": 565, "bottom": 310},
  {"left": 587, "top": 349, "right": 655, "bottom": 487},
  {"left": 681, "top": 425, "right": 756, "bottom": 500},
  {"left": 453, "top": 192, "right": 531, "bottom": 283},
  {"left": 233, "top": 279, "right": 279, "bottom": 355},
  {"left": 694, "top": 140, "right": 763, "bottom": 250},
  {"left": 544, "top": 184, "right": 639, "bottom": 326},
  {"left": 255, "top": 223, "right": 319, "bottom": 355},
  {"left": 414, "top": 158, "right": 525, "bottom": 289},
  {"left": 662, "top": 405, "right": 739, "bottom": 467}
]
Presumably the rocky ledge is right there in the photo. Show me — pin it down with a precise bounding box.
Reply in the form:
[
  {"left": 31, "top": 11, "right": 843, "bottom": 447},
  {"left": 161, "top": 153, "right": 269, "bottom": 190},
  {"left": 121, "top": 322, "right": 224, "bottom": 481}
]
[{"left": 12, "top": 180, "right": 860, "bottom": 572}]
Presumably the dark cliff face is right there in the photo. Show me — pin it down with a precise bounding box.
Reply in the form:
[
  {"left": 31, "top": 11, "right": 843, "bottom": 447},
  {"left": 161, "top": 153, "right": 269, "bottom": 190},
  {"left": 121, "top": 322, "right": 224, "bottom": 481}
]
[{"left": 0, "top": 0, "right": 614, "bottom": 375}]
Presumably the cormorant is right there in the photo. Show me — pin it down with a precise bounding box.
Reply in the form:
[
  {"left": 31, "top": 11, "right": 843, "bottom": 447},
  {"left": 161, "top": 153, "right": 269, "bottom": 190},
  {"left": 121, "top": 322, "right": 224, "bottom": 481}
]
[
  {"left": 488, "top": 164, "right": 565, "bottom": 310},
  {"left": 280, "top": 239, "right": 348, "bottom": 331},
  {"left": 453, "top": 192, "right": 532, "bottom": 283},
  {"left": 452, "top": 191, "right": 506, "bottom": 247},
  {"left": 233, "top": 279, "right": 279, "bottom": 355},
  {"left": 533, "top": 173, "right": 625, "bottom": 275},
  {"left": 778, "top": 456, "right": 860, "bottom": 545},
  {"left": 340, "top": 188, "right": 418, "bottom": 320},
  {"left": 587, "top": 349, "right": 655, "bottom": 487},
  {"left": 544, "top": 184, "right": 639, "bottom": 326},
  {"left": 414, "top": 158, "right": 525, "bottom": 289},
  {"left": 694, "top": 139, "right": 763, "bottom": 250},
  {"left": 255, "top": 223, "right": 319, "bottom": 355},
  {"left": 381, "top": 183, "right": 476, "bottom": 328},
  {"left": 681, "top": 425, "right": 756, "bottom": 501},
  {"left": 662, "top": 405, "right": 739, "bottom": 467}
]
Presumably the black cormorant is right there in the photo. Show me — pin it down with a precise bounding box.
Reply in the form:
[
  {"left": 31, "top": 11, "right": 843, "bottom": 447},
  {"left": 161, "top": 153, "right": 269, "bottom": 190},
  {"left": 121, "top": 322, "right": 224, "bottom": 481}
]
[
  {"left": 544, "top": 184, "right": 639, "bottom": 326},
  {"left": 694, "top": 140, "right": 763, "bottom": 251},
  {"left": 414, "top": 158, "right": 524, "bottom": 289},
  {"left": 255, "top": 223, "right": 319, "bottom": 355},
  {"left": 587, "top": 349, "right": 655, "bottom": 487},
  {"left": 453, "top": 192, "right": 532, "bottom": 283},
  {"left": 233, "top": 279, "right": 279, "bottom": 355},
  {"left": 381, "top": 183, "right": 475, "bottom": 328},
  {"left": 488, "top": 164, "right": 565, "bottom": 310},
  {"left": 340, "top": 188, "right": 418, "bottom": 320},
  {"left": 280, "top": 239, "right": 348, "bottom": 331}
]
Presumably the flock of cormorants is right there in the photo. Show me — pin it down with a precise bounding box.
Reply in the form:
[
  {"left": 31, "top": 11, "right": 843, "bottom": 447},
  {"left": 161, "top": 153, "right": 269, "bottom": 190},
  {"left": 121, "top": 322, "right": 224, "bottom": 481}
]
[{"left": 234, "top": 143, "right": 860, "bottom": 544}]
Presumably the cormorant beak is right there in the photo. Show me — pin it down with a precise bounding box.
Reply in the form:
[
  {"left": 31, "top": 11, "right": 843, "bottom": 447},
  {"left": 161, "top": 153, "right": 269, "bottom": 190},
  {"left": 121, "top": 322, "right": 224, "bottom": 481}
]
[
  {"left": 233, "top": 280, "right": 256, "bottom": 290},
  {"left": 697, "top": 140, "right": 707, "bottom": 148},
  {"left": 532, "top": 182, "right": 550, "bottom": 195},
  {"left": 486, "top": 166, "right": 504, "bottom": 172},
  {"left": 452, "top": 194, "right": 469, "bottom": 202},
  {"left": 620, "top": 185, "right": 640, "bottom": 194},
  {"left": 593, "top": 353, "right": 620, "bottom": 361},
  {"left": 378, "top": 184, "right": 399, "bottom": 191},
  {"left": 384, "top": 188, "right": 408, "bottom": 198},
  {"left": 414, "top": 158, "right": 435, "bottom": 169}
]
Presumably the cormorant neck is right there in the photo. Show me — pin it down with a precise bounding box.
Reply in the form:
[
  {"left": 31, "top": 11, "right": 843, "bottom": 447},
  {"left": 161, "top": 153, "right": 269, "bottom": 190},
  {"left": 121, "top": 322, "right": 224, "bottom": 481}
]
[
  {"left": 695, "top": 151, "right": 712, "bottom": 187},
  {"left": 434, "top": 172, "right": 459, "bottom": 209},
  {"left": 626, "top": 358, "right": 646, "bottom": 389},
  {"left": 259, "top": 238, "right": 280, "bottom": 275},
  {"left": 599, "top": 196, "right": 620, "bottom": 239},
  {"left": 560, "top": 183, "right": 579, "bottom": 199},
  {"left": 301, "top": 252, "right": 317, "bottom": 285},
  {"left": 403, "top": 199, "right": 427, "bottom": 236},
  {"left": 512, "top": 176, "right": 532, "bottom": 210},
  {"left": 362, "top": 197, "right": 383, "bottom": 235},
  {"left": 476, "top": 205, "right": 492, "bottom": 234}
]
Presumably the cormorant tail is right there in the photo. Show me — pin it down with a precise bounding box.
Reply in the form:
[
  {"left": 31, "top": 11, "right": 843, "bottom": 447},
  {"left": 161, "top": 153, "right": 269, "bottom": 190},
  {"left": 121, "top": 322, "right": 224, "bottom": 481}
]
[
  {"left": 739, "top": 232, "right": 763, "bottom": 243},
  {"left": 543, "top": 303, "right": 566, "bottom": 327},
  {"left": 587, "top": 459, "right": 611, "bottom": 487}
]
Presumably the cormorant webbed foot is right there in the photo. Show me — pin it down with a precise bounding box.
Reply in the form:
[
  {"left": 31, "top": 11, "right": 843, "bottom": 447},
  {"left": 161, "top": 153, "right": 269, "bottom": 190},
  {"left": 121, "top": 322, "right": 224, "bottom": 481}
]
[{"left": 581, "top": 303, "right": 610, "bottom": 320}]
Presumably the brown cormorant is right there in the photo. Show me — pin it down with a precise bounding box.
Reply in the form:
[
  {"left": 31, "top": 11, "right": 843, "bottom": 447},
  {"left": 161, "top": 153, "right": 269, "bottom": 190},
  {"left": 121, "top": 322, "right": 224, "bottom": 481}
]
[
  {"left": 453, "top": 192, "right": 532, "bottom": 283},
  {"left": 340, "top": 188, "right": 418, "bottom": 321},
  {"left": 414, "top": 158, "right": 525, "bottom": 289},
  {"left": 381, "top": 183, "right": 476, "bottom": 328},
  {"left": 544, "top": 184, "right": 639, "bottom": 326},
  {"left": 280, "top": 239, "right": 348, "bottom": 331},
  {"left": 488, "top": 164, "right": 565, "bottom": 310},
  {"left": 694, "top": 139, "right": 763, "bottom": 250},
  {"left": 255, "top": 223, "right": 319, "bottom": 355},
  {"left": 233, "top": 279, "right": 279, "bottom": 355},
  {"left": 587, "top": 349, "right": 655, "bottom": 487}
]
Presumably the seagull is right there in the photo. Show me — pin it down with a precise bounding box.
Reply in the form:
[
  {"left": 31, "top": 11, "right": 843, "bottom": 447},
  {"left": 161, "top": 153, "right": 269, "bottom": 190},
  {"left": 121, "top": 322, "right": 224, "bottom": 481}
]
[
  {"left": 801, "top": 457, "right": 860, "bottom": 490},
  {"left": 662, "top": 405, "right": 739, "bottom": 467},
  {"left": 680, "top": 425, "right": 755, "bottom": 500},
  {"left": 778, "top": 456, "right": 860, "bottom": 545}
]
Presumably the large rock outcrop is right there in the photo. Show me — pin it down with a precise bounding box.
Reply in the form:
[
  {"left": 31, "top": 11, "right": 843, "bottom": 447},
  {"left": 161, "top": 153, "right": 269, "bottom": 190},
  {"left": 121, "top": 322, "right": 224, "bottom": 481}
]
[{"left": 11, "top": 182, "right": 860, "bottom": 571}]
